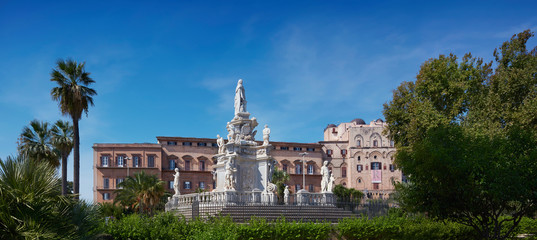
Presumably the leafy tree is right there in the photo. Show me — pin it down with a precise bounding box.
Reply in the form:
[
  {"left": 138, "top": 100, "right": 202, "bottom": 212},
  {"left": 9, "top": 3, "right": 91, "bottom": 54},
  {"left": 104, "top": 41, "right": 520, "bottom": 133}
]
[
  {"left": 0, "top": 155, "right": 98, "bottom": 239},
  {"left": 384, "top": 30, "right": 537, "bottom": 240},
  {"left": 50, "top": 58, "right": 96, "bottom": 198},
  {"left": 18, "top": 119, "right": 58, "bottom": 167},
  {"left": 333, "top": 184, "right": 364, "bottom": 202},
  {"left": 114, "top": 171, "right": 166, "bottom": 215},
  {"left": 51, "top": 120, "right": 73, "bottom": 195},
  {"left": 271, "top": 168, "right": 290, "bottom": 204}
]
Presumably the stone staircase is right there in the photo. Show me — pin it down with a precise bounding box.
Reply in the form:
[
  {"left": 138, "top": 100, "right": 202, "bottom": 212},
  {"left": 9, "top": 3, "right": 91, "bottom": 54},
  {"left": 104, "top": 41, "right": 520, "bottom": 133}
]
[{"left": 217, "top": 205, "right": 355, "bottom": 222}]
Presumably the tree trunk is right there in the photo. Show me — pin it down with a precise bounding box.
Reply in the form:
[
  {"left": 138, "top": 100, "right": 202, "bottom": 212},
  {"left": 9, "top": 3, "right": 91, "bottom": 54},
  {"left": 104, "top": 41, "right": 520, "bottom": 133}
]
[
  {"left": 73, "top": 117, "right": 80, "bottom": 199},
  {"left": 62, "top": 152, "right": 68, "bottom": 195}
]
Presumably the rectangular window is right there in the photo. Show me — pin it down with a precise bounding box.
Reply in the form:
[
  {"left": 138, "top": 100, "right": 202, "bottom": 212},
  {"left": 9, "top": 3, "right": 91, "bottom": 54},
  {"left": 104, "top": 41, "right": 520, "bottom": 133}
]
[
  {"left": 295, "top": 164, "right": 302, "bottom": 174},
  {"left": 169, "top": 159, "right": 176, "bottom": 170},
  {"left": 182, "top": 142, "right": 192, "bottom": 146},
  {"left": 282, "top": 164, "right": 288, "bottom": 173},
  {"left": 371, "top": 162, "right": 381, "bottom": 170},
  {"left": 342, "top": 167, "right": 347, "bottom": 178},
  {"left": 101, "top": 156, "right": 110, "bottom": 167},
  {"left": 306, "top": 147, "right": 315, "bottom": 152},
  {"left": 295, "top": 184, "right": 301, "bottom": 191},
  {"left": 184, "top": 181, "right": 191, "bottom": 189},
  {"left": 116, "top": 178, "right": 124, "bottom": 189},
  {"left": 308, "top": 184, "right": 314, "bottom": 192},
  {"left": 280, "top": 146, "right": 289, "bottom": 150},
  {"left": 197, "top": 142, "right": 207, "bottom": 147},
  {"left": 389, "top": 164, "right": 395, "bottom": 172},
  {"left": 117, "top": 156, "right": 124, "bottom": 167},
  {"left": 390, "top": 140, "right": 395, "bottom": 147},
  {"left": 341, "top": 149, "right": 347, "bottom": 156},
  {"left": 293, "top": 147, "right": 302, "bottom": 151},
  {"left": 147, "top": 156, "right": 155, "bottom": 168},
  {"left": 307, "top": 164, "right": 314, "bottom": 174},
  {"left": 199, "top": 182, "right": 205, "bottom": 189},
  {"left": 167, "top": 141, "right": 177, "bottom": 146},
  {"left": 185, "top": 160, "right": 191, "bottom": 171},
  {"left": 211, "top": 143, "right": 218, "bottom": 147},
  {"left": 357, "top": 164, "right": 363, "bottom": 172},
  {"left": 169, "top": 181, "right": 174, "bottom": 189},
  {"left": 357, "top": 140, "right": 361, "bottom": 147},
  {"left": 103, "top": 178, "right": 109, "bottom": 189},
  {"left": 103, "top": 193, "right": 110, "bottom": 200},
  {"left": 199, "top": 161, "right": 205, "bottom": 171},
  {"left": 326, "top": 149, "right": 333, "bottom": 157},
  {"left": 133, "top": 156, "right": 140, "bottom": 167}
]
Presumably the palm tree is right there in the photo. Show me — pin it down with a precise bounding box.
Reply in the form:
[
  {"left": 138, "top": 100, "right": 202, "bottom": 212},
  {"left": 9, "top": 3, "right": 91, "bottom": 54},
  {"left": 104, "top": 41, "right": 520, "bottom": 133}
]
[
  {"left": 50, "top": 59, "right": 96, "bottom": 198},
  {"left": 114, "top": 171, "right": 165, "bottom": 215},
  {"left": 51, "top": 120, "right": 74, "bottom": 195},
  {"left": 0, "top": 155, "right": 98, "bottom": 239},
  {"left": 272, "top": 168, "right": 290, "bottom": 204},
  {"left": 19, "top": 119, "right": 58, "bottom": 167}
]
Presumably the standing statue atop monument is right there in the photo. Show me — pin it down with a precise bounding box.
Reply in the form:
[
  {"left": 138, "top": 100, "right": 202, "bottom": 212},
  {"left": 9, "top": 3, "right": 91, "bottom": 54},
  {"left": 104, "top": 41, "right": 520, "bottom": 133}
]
[
  {"left": 321, "top": 161, "right": 330, "bottom": 192},
  {"left": 234, "top": 79, "right": 247, "bottom": 116},
  {"left": 216, "top": 134, "right": 225, "bottom": 154},
  {"left": 284, "top": 185, "right": 290, "bottom": 205},
  {"left": 224, "top": 159, "right": 237, "bottom": 190},
  {"left": 173, "top": 168, "right": 180, "bottom": 196},
  {"left": 263, "top": 125, "right": 271, "bottom": 146},
  {"left": 328, "top": 174, "right": 335, "bottom": 192}
]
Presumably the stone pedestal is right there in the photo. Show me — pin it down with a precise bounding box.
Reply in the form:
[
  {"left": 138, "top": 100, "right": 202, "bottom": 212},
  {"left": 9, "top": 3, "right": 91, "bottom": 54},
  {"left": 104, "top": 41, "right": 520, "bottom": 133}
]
[
  {"left": 296, "top": 189, "right": 310, "bottom": 205},
  {"left": 321, "top": 192, "right": 335, "bottom": 204}
]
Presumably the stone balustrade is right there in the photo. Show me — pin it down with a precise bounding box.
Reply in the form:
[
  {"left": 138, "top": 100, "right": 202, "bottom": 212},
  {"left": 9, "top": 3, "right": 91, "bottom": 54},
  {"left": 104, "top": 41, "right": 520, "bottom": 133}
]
[{"left": 166, "top": 190, "right": 336, "bottom": 211}]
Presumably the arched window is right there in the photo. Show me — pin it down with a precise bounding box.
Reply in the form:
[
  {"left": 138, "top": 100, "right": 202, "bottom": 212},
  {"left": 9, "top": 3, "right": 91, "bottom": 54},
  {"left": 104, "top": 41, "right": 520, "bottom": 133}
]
[
  {"left": 169, "top": 159, "right": 176, "bottom": 170},
  {"left": 295, "top": 164, "right": 302, "bottom": 174},
  {"left": 357, "top": 140, "right": 361, "bottom": 147},
  {"left": 199, "top": 160, "right": 206, "bottom": 171},
  {"left": 373, "top": 140, "right": 378, "bottom": 147}
]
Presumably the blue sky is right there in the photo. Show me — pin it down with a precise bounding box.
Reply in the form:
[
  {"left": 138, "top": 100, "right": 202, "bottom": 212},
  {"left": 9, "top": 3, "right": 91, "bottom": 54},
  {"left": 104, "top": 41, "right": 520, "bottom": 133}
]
[{"left": 1, "top": 1, "right": 536, "bottom": 202}]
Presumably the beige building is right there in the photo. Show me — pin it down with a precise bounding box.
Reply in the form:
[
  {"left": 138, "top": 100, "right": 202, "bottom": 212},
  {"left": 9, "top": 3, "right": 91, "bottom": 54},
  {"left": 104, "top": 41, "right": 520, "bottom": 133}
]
[
  {"left": 93, "top": 118, "right": 399, "bottom": 203},
  {"left": 321, "top": 118, "right": 400, "bottom": 198}
]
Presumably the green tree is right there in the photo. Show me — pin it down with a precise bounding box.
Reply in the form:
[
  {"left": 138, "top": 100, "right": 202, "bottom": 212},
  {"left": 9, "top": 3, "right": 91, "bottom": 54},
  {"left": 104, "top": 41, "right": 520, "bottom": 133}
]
[
  {"left": 383, "top": 30, "right": 537, "bottom": 240},
  {"left": 0, "top": 155, "right": 99, "bottom": 239},
  {"left": 18, "top": 119, "right": 58, "bottom": 167},
  {"left": 271, "top": 168, "right": 290, "bottom": 204},
  {"left": 114, "top": 171, "right": 166, "bottom": 215},
  {"left": 50, "top": 59, "right": 96, "bottom": 198},
  {"left": 51, "top": 120, "right": 73, "bottom": 195},
  {"left": 333, "top": 184, "right": 364, "bottom": 202}
]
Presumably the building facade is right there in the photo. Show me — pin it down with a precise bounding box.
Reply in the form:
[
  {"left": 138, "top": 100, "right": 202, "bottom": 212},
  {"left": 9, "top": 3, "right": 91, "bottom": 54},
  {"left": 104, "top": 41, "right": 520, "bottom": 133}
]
[
  {"left": 320, "top": 118, "right": 398, "bottom": 199},
  {"left": 93, "top": 118, "right": 400, "bottom": 203}
]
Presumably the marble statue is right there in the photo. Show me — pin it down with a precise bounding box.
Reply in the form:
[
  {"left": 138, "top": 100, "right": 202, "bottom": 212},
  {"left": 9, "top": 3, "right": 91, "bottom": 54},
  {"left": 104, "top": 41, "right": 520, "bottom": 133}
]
[
  {"left": 226, "top": 123, "right": 234, "bottom": 143},
  {"left": 328, "top": 174, "right": 335, "bottom": 192},
  {"left": 217, "top": 134, "right": 225, "bottom": 154},
  {"left": 173, "top": 168, "right": 180, "bottom": 196},
  {"left": 263, "top": 125, "right": 270, "bottom": 146},
  {"left": 234, "top": 79, "right": 246, "bottom": 115},
  {"left": 321, "top": 161, "right": 330, "bottom": 192},
  {"left": 224, "top": 159, "right": 237, "bottom": 190},
  {"left": 284, "top": 185, "right": 290, "bottom": 205}
]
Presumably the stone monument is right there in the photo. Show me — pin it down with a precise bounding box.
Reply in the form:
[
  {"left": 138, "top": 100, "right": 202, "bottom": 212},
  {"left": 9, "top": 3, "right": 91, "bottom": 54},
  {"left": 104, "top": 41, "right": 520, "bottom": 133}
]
[
  {"left": 165, "top": 79, "right": 336, "bottom": 219},
  {"left": 211, "top": 79, "right": 277, "bottom": 203}
]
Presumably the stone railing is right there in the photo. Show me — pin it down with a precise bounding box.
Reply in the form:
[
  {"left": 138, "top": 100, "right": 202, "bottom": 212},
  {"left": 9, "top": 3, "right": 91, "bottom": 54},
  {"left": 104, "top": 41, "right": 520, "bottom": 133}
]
[{"left": 165, "top": 190, "right": 336, "bottom": 211}]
